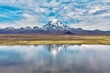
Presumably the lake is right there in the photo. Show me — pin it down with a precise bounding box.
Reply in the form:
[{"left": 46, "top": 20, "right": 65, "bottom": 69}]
[{"left": 0, "top": 45, "right": 110, "bottom": 73}]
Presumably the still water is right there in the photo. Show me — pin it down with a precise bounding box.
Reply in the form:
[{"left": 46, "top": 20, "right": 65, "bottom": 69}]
[{"left": 0, "top": 45, "right": 110, "bottom": 73}]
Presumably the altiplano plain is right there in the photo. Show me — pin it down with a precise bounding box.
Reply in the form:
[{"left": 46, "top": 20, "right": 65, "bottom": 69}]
[{"left": 0, "top": 34, "right": 110, "bottom": 45}]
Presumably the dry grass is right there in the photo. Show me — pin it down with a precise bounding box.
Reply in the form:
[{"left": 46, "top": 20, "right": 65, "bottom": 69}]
[{"left": 0, "top": 34, "right": 110, "bottom": 45}]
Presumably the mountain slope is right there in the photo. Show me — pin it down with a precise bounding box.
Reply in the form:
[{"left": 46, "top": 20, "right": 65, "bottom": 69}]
[
  {"left": 0, "top": 19, "right": 110, "bottom": 35},
  {"left": 43, "top": 19, "right": 69, "bottom": 30}
]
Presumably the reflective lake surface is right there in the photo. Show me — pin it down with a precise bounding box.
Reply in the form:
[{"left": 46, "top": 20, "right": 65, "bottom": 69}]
[{"left": 0, "top": 45, "right": 110, "bottom": 73}]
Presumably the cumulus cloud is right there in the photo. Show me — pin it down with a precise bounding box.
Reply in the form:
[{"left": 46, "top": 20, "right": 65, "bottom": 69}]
[{"left": 0, "top": 0, "right": 109, "bottom": 30}]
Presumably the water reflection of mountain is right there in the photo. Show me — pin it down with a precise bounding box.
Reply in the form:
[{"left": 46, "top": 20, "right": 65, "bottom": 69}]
[
  {"left": 0, "top": 45, "right": 110, "bottom": 73},
  {"left": 45, "top": 45, "right": 67, "bottom": 56},
  {"left": 33, "top": 44, "right": 82, "bottom": 56}
]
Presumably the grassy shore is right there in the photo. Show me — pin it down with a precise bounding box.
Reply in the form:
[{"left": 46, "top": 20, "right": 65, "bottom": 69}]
[{"left": 0, "top": 34, "right": 110, "bottom": 45}]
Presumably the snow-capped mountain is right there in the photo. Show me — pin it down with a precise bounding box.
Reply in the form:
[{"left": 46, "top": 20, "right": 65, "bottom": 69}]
[
  {"left": 43, "top": 19, "right": 69, "bottom": 31},
  {"left": 0, "top": 19, "right": 110, "bottom": 35}
]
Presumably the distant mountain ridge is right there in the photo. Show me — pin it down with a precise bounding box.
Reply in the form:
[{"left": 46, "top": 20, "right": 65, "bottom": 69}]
[{"left": 0, "top": 19, "right": 110, "bottom": 35}]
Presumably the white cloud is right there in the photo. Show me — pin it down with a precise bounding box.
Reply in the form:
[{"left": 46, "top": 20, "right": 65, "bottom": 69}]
[
  {"left": 0, "top": 0, "right": 110, "bottom": 30},
  {"left": 68, "top": 19, "right": 110, "bottom": 31},
  {"left": 0, "top": 13, "right": 42, "bottom": 28}
]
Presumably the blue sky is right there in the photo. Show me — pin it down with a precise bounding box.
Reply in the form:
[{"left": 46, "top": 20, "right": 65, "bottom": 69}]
[
  {"left": 0, "top": 0, "right": 110, "bottom": 30},
  {"left": 0, "top": 45, "right": 110, "bottom": 66}
]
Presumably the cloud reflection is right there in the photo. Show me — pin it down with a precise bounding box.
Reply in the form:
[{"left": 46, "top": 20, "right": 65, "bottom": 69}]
[{"left": 0, "top": 45, "right": 109, "bottom": 73}]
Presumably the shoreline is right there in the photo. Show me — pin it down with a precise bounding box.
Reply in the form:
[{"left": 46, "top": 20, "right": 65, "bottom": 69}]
[
  {"left": 0, "top": 34, "right": 109, "bottom": 45},
  {"left": 0, "top": 40, "right": 110, "bottom": 45}
]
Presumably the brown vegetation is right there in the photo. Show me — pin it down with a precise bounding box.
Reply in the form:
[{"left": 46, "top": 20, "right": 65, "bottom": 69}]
[{"left": 0, "top": 34, "right": 110, "bottom": 45}]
